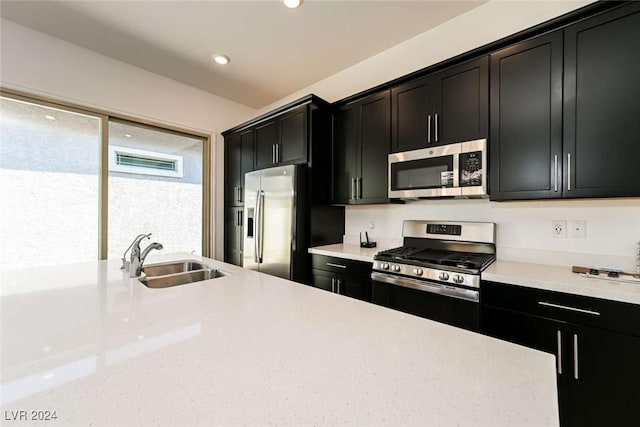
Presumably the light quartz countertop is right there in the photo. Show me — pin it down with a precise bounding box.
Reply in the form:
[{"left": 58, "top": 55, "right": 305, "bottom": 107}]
[
  {"left": 308, "top": 243, "right": 385, "bottom": 263},
  {"left": 482, "top": 260, "right": 640, "bottom": 305},
  {"left": 310, "top": 245, "right": 640, "bottom": 305},
  {"left": 1, "top": 253, "right": 558, "bottom": 426}
]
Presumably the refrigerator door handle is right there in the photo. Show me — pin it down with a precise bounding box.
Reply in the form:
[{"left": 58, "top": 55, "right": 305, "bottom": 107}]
[
  {"left": 254, "top": 190, "right": 261, "bottom": 263},
  {"left": 257, "top": 190, "right": 265, "bottom": 263}
]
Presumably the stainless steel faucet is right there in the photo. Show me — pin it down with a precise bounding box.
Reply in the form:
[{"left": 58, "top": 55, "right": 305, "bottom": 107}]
[
  {"left": 126, "top": 233, "right": 164, "bottom": 277},
  {"left": 121, "top": 233, "right": 151, "bottom": 271}
]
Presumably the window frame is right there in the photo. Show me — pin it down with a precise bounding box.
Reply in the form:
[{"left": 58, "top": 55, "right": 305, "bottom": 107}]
[{"left": 0, "top": 89, "right": 213, "bottom": 259}]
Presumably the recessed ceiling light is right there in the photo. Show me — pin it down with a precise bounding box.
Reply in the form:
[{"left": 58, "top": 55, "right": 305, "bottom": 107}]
[
  {"left": 45, "top": 115, "right": 56, "bottom": 120},
  {"left": 213, "top": 54, "right": 230, "bottom": 65},
  {"left": 284, "top": 0, "right": 303, "bottom": 8},
  {"left": 124, "top": 134, "right": 132, "bottom": 138}
]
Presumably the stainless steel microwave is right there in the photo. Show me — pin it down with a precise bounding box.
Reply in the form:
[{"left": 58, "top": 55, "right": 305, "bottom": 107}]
[{"left": 388, "top": 139, "right": 487, "bottom": 199}]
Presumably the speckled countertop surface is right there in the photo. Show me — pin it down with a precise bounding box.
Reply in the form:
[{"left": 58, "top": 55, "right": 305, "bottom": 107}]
[
  {"left": 483, "top": 260, "right": 640, "bottom": 305},
  {"left": 308, "top": 243, "right": 383, "bottom": 263},
  {"left": 1, "top": 253, "right": 558, "bottom": 426}
]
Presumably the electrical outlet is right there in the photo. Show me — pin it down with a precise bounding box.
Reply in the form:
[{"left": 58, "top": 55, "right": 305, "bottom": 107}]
[
  {"left": 568, "top": 220, "right": 587, "bottom": 238},
  {"left": 552, "top": 220, "right": 566, "bottom": 238},
  {"left": 368, "top": 219, "right": 375, "bottom": 229}
]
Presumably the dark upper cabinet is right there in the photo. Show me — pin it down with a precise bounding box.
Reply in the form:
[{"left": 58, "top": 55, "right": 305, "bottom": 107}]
[
  {"left": 391, "top": 57, "right": 488, "bottom": 152},
  {"left": 563, "top": 3, "right": 640, "bottom": 198},
  {"left": 490, "top": 32, "right": 563, "bottom": 200},
  {"left": 254, "top": 105, "right": 308, "bottom": 169},
  {"left": 491, "top": 3, "right": 640, "bottom": 201},
  {"left": 391, "top": 76, "right": 434, "bottom": 152},
  {"left": 224, "top": 207, "right": 243, "bottom": 266},
  {"left": 435, "top": 56, "right": 488, "bottom": 145},
  {"left": 254, "top": 119, "right": 278, "bottom": 170},
  {"left": 332, "top": 104, "right": 359, "bottom": 204},
  {"left": 224, "top": 129, "right": 254, "bottom": 206},
  {"left": 332, "top": 90, "right": 390, "bottom": 205},
  {"left": 279, "top": 105, "right": 307, "bottom": 164}
]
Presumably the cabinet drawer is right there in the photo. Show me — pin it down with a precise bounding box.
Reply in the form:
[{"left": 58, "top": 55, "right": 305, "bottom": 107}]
[
  {"left": 311, "top": 255, "right": 372, "bottom": 278},
  {"left": 482, "top": 281, "right": 640, "bottom": 337}
]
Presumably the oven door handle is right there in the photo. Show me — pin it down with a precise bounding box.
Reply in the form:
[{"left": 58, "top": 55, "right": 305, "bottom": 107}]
[{"left": 371, "top": 272, "right": 479, "bottom": 303}]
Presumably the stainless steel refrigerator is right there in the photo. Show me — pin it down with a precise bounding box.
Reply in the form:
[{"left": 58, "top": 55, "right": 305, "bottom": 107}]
[{"left": 243, "top": 164, "right": 304, "bottom": 280}]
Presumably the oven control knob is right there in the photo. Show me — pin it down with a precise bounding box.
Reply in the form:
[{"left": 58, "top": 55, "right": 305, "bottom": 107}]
[
  {"left": 453, "top": 274, "right": 464, "bottom": 284},
  {"left": 438, "top": 272, "right": 450, "bottom": 281},
  {"left": 381, "top": 263, "right": 390, "bottom": 270},
  {"left": 413, "top": 268, "right": 423, "bottom": 276},
  {"left": 392, "top": 264, "right": 401, "bottom": 272}
]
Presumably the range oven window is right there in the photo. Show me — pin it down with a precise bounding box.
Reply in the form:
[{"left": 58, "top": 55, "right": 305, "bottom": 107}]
[{"left": 390, "top": 156, "right": 454, "bottom": 190}]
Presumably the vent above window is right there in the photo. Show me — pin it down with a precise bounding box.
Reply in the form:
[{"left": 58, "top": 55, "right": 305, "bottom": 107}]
[
  {"left": 109, "top": 145, "right": 183, "bottom": 178},
  {"left": 116, "top": 154, "right": 176, "bottom": 171}
]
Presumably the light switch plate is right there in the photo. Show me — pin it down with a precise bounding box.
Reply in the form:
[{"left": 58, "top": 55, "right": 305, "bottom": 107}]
[{"left": 568, "top": 220, "right": 587, "bottom": 238}]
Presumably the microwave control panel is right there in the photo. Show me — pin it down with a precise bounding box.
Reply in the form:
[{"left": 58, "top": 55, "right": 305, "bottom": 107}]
[{"left": 459, "top": 151, "right": 483, "bottom": 187}]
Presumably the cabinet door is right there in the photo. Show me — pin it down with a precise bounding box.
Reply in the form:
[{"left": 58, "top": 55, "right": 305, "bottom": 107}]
[
  {"left": 278, "top": 105, "right": 307, "bottom": 165},
  {"left": 435, "top": 56, "right": 488, "bottom": 145},
  {"left": 224, "top": 207, "right": 243, "bottom": 266},
  {"left": 490, "top": 32, "right": 563, "bottom": 200},
  {"left": 336, "top": 274, "right": 372, "bottom": 302},
  {"left": 567, "top": 325, "right": 640, "bottom": 427},
  {"left": 482, "top": 306, "right": 569, "bottom": 426},
  {"left": 391, "top": 76, "right": 436, "bottom": 152},
  {"left": 224, "top": 133, "right": 242, "bottom": 206},
  {"left": 238, "top": 130, "right": 254, "bottom": 203},
  {"left": 332, "top": 104, "right": 359, "bottom": 204},
  {"left": 255, "top": 120, "right": 278, "bottom": 170},
  {"left": 563, "top": 3, "right": 640, "bottom": 198},
  {"left": 358, "top": 90, "right": 390, "bottom": 204},
  {"left": 311, "top": 269, "right": 334, "bottom": 293}
]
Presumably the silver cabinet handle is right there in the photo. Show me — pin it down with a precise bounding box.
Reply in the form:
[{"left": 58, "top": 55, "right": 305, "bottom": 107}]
[
  {"left": 567, "top": 153, "right": 572, "bottom": 191},
  {"left": 276, "top": 144, "right": 279, "bottom": 163},
  {"left": 573, "top": 334, "right": 579, "bottom": 380},
  {"left": 331, "top": 278, "right": 335, "bottom": 293},
  {"left": 351, "top": 178, "right": 356, "bottom": 201},
  {"left": 434, "top": 113, "right": 439, "bottom": 143},
  {"left": 326, "top": 262, "right": 346, "bottom": 269},
  {"left": 272, "top": 144, "right": 276, "bottom": 164},
  {"left": 239, "top": 186, "right": 243, "bottom": 203},
  {"left": 357, "top": 177, "right": 362, "bottom": 199},
  {"left": 538, "top": 301, "right": 600, "bottom": 316},
  {"left": 557, "top": 330, "right": 562, "bottom": 375},
  {"left": 427, "top": 115, "right": 431, "bottom": 143},
  {"left": 336, "top": 278, "right": 340, "bottom": 294},
  {"left": 554, "top": 155, "right": 558, "bottom": 192}
]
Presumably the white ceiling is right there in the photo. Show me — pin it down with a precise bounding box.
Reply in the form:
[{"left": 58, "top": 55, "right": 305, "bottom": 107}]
[{"left": 0, "top": 1, "right": 487, "bottom": 108}]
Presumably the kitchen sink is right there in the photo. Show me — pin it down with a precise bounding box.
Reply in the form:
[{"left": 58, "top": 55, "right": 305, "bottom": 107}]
[
  {"left": 141, "top": 260, "right": 209, "bottom": 277},
  {"left": 138, "top": 260, "right": 229, "bottom": 289}
]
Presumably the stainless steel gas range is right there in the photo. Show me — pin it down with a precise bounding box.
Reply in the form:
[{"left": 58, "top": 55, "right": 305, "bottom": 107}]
[{"left": 371, "top": 220, "right": 496, "bottom": 331}]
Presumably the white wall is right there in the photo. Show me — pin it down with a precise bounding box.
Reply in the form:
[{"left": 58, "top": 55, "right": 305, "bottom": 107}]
[
  {"left": 345, "top": 199, "right": 640, "bottom": 270},
  {"left": 257, "top": 0, "right": 594, "bottom": 113},
  {"left": 0, "top": 18, "right": 258, "bottom": 259},
  {"left": 257, "top": 0, "right": 640, "bottom": 268}
]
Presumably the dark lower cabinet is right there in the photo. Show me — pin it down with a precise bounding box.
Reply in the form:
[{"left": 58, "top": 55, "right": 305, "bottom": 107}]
[
  {"left": 482, "top": 281, "right": 640, "bottom": 427},
  {"left": 311, "top": 255, "right": 372, "bottom": 302},
  {"left": 223, "top": 207, "right": 243, "bottom": 266}
]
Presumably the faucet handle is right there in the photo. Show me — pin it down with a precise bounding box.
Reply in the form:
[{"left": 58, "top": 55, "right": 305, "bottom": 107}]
[{"left": 121, "top": 233, "right": 152, "bottom": 269}]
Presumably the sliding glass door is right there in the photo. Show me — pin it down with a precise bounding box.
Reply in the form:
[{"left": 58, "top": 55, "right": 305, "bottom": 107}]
[
  {"left": 0, "top": 93, "right": 210, "bottom": 271},
  {"left": 107, "top": 120, "right": 204, "bottom": 259},
  {"left": 0, "top": 96, "right": 101, "bottom": 270}
]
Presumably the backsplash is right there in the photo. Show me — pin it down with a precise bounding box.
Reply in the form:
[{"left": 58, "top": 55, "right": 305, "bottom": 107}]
[{"left": 344, "top": 198, "right": 640, "bottom": 270}]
